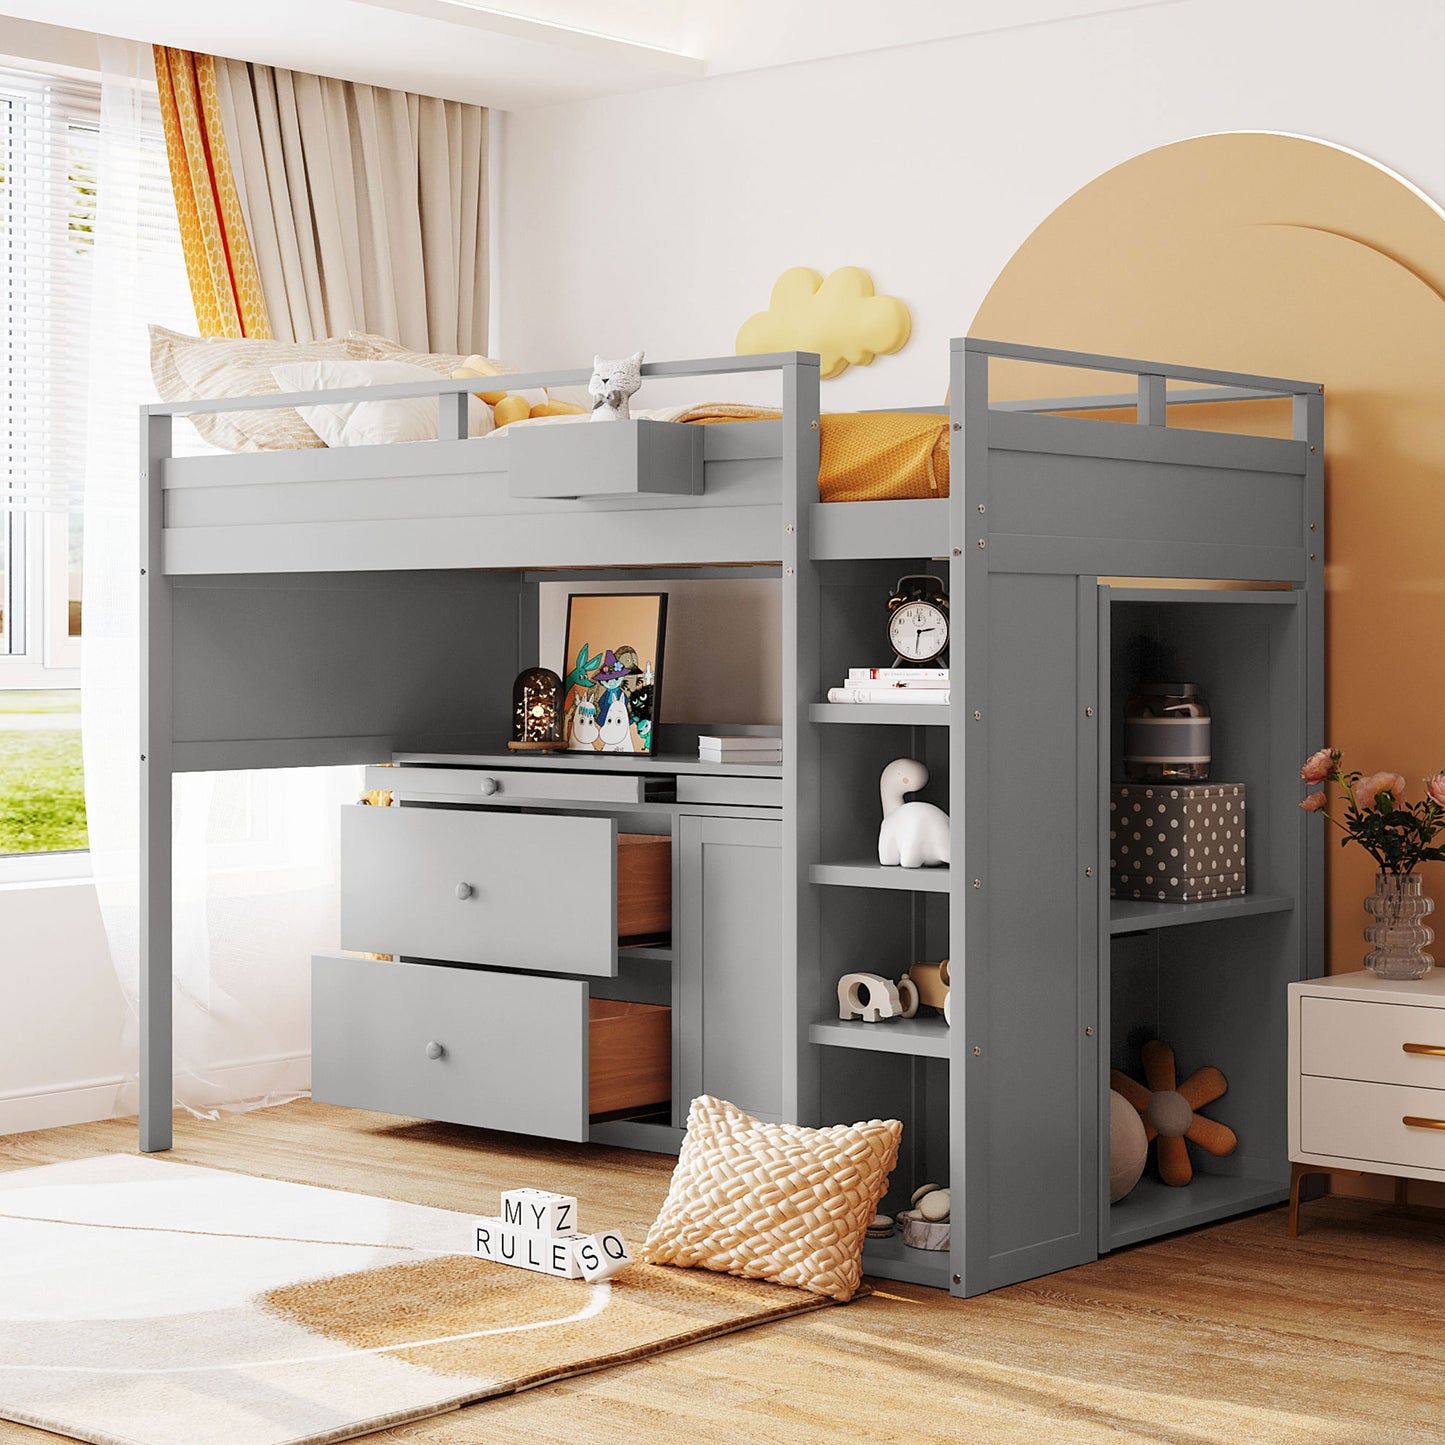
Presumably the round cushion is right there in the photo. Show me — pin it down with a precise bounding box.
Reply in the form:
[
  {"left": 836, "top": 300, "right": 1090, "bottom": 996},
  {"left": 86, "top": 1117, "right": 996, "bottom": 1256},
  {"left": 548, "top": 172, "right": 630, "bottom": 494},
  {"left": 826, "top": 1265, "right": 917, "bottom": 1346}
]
[{"left": 1110, "top": 1088, "right": 1148, "bottom": 1203}]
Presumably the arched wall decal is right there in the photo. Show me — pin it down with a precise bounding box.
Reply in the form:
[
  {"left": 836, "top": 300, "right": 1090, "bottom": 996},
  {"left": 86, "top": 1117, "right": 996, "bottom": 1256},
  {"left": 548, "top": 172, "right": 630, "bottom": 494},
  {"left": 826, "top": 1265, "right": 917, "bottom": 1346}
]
[{"left": 971, "top": 131, "right": 1445, "bottom": 983}]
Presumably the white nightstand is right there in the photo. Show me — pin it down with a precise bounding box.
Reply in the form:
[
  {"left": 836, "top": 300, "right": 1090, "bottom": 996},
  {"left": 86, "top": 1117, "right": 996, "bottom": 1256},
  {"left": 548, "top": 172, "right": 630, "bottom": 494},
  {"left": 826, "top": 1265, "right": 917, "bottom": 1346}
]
[{"left": 1288, "top": 969, "right": 1445, "bottom": 1234}]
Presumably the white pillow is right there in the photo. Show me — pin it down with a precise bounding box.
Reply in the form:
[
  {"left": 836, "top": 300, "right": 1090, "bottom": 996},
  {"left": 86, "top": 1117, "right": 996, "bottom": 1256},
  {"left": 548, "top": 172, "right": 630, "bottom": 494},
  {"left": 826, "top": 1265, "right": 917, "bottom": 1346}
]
[{"left": 270, "top": 359, "right": 494, "bottom": 446}]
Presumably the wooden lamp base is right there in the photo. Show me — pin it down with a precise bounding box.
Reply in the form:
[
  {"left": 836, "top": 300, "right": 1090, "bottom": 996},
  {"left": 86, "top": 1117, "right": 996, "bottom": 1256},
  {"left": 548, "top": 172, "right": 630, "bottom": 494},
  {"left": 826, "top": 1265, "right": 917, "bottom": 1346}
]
[{"left": 508, "top": 739, "right": 568, "bottom": 752}]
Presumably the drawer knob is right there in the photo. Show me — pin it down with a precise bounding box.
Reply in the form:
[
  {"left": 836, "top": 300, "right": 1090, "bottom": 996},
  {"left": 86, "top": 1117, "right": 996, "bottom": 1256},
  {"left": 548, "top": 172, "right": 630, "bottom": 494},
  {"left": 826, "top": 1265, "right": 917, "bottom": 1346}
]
[
  {"left": 425, "top": 1041, "right": 445, "bottom": 1061},
  {"left": 1403, "top": 1115, "right": 1445, "bottom": 1131},
  {"left": 478, "top": 777, "right": 499, "bottom": 796},
  {"left": 456, "top": 882, "right": 474, "bottom": 900},
  {"left": 1403, "top": 1042, "right": 1445, "bottom": 1057}
]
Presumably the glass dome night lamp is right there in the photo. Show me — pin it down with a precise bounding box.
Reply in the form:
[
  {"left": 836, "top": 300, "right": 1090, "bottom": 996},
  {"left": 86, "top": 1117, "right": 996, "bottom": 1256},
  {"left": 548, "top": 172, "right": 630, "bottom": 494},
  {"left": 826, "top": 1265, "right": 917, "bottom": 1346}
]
[{"left": 510, "top": 667, "right": 565, "bottom": 751}]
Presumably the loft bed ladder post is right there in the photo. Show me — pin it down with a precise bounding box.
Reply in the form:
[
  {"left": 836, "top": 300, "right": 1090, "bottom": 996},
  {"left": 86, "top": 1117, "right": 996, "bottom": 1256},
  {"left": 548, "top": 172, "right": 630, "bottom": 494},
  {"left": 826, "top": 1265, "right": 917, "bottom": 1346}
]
[
  {"left": 781, "top": 353, "right": 821, "bottom": 1124},
  {"left": 952, "top": 339, "right": 991, "bottom": 1296},
  {"left": 1295, "top": 387, "right": 1326, "bottom": 979},
  {"left": 140, "top": 409, "right": 174, "bottom": 1152}
]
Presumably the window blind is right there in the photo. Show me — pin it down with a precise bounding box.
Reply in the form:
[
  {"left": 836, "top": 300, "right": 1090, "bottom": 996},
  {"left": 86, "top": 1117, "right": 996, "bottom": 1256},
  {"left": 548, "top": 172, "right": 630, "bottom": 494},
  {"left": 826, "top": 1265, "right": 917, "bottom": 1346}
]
[
  {"left": 1, "top": 68, "right": 102, "bottom": 523},
  {"left": 0, "top": 63, "right": 192, "bottom": 661}
]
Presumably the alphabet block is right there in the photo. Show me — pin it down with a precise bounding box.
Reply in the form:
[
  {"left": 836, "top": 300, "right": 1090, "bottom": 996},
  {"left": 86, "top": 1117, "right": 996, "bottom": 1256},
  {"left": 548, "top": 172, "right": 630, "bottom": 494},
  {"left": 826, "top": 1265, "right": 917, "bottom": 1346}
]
[
  {"left": 471, "top": 1216, "right": 583, "bottom": 1278},
  {"left": 572, "top": 1229, "right": 632, "bottom": 1282},
  {"left": 500, "top": 1188, "right": 578, "bottom": 1238}
]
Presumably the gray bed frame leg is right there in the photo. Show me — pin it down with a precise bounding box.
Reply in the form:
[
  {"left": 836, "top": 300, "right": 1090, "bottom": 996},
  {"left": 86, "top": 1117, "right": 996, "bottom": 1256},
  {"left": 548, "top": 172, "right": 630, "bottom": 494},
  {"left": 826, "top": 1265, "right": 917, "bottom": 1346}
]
[{"left": 140, "top": 410, "right": 174, "bottom": 1152}]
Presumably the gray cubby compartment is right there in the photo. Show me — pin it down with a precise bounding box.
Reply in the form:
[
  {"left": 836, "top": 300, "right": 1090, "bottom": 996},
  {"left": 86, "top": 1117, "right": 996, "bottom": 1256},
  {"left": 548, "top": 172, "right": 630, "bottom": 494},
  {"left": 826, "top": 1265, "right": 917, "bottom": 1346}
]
[{"left": 1102, "top": 587, "right": 1311, "bottom": 1249}]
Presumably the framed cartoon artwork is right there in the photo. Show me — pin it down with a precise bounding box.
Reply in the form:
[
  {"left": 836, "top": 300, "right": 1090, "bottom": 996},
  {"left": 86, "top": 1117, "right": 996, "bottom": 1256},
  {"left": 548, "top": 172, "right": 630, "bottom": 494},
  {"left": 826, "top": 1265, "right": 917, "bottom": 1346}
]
[{"left": 561, "top": 593, "right": 668, "bottom": 756}]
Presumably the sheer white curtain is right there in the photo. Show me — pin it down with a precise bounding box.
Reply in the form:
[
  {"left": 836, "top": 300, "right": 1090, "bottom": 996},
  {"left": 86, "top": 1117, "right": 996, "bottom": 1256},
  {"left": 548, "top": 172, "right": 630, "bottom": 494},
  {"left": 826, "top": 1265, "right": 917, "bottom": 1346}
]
[{"left": 81, "top": 39, "right": 358, "bottom": 1120}]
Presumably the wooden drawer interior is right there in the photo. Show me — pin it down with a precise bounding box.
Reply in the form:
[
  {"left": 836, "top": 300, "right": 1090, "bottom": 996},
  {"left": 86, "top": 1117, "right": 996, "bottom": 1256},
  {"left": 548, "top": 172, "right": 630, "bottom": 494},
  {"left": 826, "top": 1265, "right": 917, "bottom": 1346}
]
[
  {"left": 617, "top": 833, "right": 671, "bottom": 940},
  {"left": 590, "top": 998, "right": 670, "bottom": 1119}
]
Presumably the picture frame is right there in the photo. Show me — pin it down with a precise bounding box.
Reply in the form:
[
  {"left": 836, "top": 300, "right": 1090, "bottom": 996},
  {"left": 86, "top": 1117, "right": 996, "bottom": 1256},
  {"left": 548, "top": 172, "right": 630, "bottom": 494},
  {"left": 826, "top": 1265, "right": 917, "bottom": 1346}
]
[{"left": 561, "top": 593, "right": 668, "bottom": 756}]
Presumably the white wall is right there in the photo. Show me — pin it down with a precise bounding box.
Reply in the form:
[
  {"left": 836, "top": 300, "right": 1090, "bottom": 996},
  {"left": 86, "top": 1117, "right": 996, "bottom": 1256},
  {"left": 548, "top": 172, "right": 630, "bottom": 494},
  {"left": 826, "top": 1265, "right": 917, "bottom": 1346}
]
[
  {"left": 0, "top": 881, "right": 133, "bottom": 1133},
  {"left": 495, "top": 0, "right": 1445, "bottom": 398}
]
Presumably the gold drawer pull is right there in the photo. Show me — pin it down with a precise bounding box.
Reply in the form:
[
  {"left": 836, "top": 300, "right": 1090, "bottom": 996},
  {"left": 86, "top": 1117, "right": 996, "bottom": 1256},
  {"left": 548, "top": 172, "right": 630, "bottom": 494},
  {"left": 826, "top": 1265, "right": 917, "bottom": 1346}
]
[
  {"left": 1403, "top": 1042, "right": 1445, "bottom": 1057},
  {"left": 1402, "top": 1115, "right": 1445, "bottom": 1131}
]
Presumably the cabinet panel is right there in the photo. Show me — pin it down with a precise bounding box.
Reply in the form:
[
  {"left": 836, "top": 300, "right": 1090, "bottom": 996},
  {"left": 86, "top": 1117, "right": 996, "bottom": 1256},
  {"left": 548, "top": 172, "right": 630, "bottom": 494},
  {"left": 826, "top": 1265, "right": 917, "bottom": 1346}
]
[
  {"left": 312, "top": 954, "right": 588, "bottom": 1140},
  {"left": 340, "top": 804, "right": 617, "bottom": 976},
  {"left": 679, "top": 815, "right": 785, "bottom": 1123},
  {"left": 963, "top": 571, "right": 1099, "bottom": 1292}
]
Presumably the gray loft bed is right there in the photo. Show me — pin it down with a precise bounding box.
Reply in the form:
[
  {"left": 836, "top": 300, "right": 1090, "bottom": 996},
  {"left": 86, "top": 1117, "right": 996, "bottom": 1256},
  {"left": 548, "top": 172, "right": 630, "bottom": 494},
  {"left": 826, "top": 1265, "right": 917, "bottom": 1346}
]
[{"left": 139, "top": 338, "right": 1323, "bottom": 1299}]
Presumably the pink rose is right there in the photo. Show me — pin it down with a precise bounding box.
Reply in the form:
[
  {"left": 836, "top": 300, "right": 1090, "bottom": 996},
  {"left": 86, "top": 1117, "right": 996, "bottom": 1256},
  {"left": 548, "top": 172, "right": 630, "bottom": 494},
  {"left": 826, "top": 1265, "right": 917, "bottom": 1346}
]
[
  {"left": 1300, "top": 748, "right": 1336, "bottom": 784},
  {"left": 1428, "top": 772, "right": 1445, "bottom": 808},
  {"left": 1357, "top": 772, "right": 1408, "bottom": 810},
  {"left": 1300, "top": 790, "right": 1327, "bottom": 812}
]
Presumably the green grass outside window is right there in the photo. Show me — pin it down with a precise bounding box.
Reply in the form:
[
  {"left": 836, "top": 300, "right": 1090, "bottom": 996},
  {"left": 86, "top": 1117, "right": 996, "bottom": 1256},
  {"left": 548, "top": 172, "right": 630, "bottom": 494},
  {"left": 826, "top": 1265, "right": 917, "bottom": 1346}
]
[{"left": 0, "top": 692, "right": 88, "bottom": 854}]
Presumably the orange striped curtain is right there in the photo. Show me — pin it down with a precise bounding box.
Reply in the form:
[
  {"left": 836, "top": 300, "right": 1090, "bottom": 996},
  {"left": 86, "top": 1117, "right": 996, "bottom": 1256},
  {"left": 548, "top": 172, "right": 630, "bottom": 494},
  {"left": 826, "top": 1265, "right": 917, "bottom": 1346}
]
[{"left": 153, "top": 47, "right": 271, "bottom": 339}]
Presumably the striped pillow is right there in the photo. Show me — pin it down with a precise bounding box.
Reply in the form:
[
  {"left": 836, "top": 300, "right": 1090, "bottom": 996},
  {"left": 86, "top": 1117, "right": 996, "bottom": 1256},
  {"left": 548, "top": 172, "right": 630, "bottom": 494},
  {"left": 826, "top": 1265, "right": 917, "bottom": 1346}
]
[{"left": 149, "top": 326, "right": 375, "bottom": 452}]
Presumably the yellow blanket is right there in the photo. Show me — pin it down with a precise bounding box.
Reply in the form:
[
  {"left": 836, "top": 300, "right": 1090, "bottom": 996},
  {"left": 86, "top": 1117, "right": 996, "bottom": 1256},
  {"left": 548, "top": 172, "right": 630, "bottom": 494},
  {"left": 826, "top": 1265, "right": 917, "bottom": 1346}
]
[{"left": 674, "top": 405, "right": 950, "bottom": 502}]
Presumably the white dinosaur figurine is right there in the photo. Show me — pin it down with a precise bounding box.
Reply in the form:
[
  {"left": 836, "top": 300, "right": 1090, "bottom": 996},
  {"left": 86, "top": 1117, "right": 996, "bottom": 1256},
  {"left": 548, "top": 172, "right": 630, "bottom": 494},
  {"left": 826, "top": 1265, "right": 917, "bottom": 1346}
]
[{"left": 877, "top": 758, "right": 950, "bottom": 869}]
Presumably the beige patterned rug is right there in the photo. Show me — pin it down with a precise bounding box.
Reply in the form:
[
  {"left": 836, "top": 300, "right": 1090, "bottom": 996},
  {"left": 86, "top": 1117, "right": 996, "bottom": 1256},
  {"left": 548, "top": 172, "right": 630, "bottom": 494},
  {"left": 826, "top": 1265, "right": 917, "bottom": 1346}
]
[{"left": 0, "top": 1154, "right": 834, "bottom": 1445}]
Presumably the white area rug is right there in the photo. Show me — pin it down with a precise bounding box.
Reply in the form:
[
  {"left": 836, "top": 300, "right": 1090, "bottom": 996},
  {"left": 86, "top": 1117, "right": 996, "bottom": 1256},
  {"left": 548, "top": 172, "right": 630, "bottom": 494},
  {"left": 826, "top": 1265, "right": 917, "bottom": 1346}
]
[{"left": 0, "top": 1154, "right": 830, "bottom": 1445}]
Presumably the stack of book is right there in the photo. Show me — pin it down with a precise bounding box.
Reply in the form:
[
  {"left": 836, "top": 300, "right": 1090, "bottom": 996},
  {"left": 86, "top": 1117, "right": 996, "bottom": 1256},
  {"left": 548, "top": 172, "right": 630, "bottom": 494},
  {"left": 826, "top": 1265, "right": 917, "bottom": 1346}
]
[
  {"left": 698, "top": 733, "right": 783, "bottom": 765},
  {"left": 825, "top": 667, "right": 950, "bottom": 705}
]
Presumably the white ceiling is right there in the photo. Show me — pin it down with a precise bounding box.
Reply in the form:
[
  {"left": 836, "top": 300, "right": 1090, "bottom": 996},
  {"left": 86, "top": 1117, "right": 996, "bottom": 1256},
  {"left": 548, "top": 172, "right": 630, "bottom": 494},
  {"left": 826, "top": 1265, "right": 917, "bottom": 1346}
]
[{"left": 0, "top": 0, "right": 1186, "bottom": 109}]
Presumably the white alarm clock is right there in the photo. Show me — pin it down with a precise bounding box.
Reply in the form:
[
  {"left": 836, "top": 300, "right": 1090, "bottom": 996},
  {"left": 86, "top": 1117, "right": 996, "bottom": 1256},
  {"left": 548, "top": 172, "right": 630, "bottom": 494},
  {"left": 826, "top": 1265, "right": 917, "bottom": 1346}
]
[{"left": 886, "top": 575, "right": 949, "bottom": 665}]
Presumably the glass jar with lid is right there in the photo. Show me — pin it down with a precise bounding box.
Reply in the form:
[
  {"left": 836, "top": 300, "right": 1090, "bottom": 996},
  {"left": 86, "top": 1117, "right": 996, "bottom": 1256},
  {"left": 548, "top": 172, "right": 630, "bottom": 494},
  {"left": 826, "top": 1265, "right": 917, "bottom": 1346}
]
[{"left": 1123, "top": 683, "right": 1211, "bottom": 782}]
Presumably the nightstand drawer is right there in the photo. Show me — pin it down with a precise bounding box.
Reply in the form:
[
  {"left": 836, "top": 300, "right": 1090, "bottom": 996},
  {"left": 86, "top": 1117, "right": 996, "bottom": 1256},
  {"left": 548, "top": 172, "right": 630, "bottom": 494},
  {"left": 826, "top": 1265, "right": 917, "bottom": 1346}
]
[
  {"left": 340, "top": 805, "right": 617, "bottom": 976},
  {"left": 1300, "top": 996, "right": 1445, "bottom": 1090},
  {"left": 1300, "top": 1074, "right": 1445, "bottom": 1173}
]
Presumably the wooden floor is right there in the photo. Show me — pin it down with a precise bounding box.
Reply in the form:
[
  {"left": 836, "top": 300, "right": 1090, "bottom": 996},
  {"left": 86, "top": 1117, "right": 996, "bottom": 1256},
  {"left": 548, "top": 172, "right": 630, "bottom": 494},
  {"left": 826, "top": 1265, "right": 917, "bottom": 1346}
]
[{"left": 4, "top": 1102, "right": 1445, "bottom": 1445}]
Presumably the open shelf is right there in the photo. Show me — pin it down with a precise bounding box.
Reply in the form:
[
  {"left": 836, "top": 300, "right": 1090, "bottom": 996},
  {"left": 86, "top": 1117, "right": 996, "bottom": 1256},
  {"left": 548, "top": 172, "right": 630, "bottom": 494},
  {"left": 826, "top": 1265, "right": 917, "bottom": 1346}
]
[
  {"left": 860, "top": 1230, "right": 954, "bottom": 1289},
  {"left": 1108, "top": 894, "right": 1294, "bottom": 935},
  {"left": 809, "top": 703, "right": 950, "bottom": 727},
  {"left": 1107, "top": 1172, "right": 1287, "bottom": 1250},
  {"left": 809, "top": 861, "right": 951, "bottom": 893},
  {"left": 809, "top": 1016, "right": 950, "bottom": 1058}
]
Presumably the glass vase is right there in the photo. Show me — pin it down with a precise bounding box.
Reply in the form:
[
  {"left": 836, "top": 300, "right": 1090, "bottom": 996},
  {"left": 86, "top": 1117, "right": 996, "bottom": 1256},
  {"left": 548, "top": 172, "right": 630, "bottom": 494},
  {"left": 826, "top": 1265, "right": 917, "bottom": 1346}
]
[{"left": 1363, "top": 872, "right": 1435, "bottom": 980}]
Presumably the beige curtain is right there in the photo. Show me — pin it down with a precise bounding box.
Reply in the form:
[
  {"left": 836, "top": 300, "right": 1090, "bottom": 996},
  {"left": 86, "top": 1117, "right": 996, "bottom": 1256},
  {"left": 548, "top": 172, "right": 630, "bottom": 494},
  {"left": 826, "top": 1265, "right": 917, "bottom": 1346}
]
[{"left": 210, "top": 61, "right": 487, "bottom": 353}]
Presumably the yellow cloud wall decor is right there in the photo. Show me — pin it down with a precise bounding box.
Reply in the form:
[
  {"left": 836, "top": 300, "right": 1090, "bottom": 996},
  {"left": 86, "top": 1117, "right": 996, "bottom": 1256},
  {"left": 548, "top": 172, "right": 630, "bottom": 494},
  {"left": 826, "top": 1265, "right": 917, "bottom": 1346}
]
[{"left": 736, "top": 266, "right": 911, "bottom": 378}]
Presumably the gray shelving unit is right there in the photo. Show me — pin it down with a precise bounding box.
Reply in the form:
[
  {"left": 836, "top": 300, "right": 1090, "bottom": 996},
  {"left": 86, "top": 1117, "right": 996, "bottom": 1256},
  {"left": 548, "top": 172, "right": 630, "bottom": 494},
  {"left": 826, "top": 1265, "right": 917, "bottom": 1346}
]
[{"left": 139, "top": 338, "right": 1323, "bottom": 1300}]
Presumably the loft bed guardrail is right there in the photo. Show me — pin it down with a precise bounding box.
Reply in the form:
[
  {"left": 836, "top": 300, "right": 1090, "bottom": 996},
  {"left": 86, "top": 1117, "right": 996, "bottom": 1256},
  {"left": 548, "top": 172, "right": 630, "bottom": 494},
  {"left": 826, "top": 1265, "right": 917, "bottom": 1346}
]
[{"left": 144, "top": 340, "right": 1321, "bottom": 579}]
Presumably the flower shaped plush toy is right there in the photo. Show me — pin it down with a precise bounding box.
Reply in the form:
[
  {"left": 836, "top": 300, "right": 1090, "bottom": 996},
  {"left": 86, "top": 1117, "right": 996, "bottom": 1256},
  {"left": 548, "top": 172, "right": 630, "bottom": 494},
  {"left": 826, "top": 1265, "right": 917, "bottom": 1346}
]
[{"left": 1110, "top": 1040, "right": 1237, "bottom": 1187}]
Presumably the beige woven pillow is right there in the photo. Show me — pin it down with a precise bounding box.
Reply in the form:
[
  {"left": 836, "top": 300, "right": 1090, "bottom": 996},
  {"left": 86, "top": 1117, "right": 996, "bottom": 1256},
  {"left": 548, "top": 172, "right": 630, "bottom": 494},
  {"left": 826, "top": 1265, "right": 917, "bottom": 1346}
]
[
  {"left": 149, "top": 326, "right": 375, "bottom": 452},
  {"left": 641, "top": 1096, "right": 901, "bottom": 1303}
]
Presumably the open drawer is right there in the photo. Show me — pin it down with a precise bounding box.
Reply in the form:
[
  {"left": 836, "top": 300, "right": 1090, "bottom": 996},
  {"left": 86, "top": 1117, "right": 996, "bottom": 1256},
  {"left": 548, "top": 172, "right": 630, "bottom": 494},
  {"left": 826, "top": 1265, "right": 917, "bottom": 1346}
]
[
  {"left": 311, "top": 954, "right": 669, "bottom": 1141},
  {"left": 341, "top": 804, "right": 620, "bottom": 976}
]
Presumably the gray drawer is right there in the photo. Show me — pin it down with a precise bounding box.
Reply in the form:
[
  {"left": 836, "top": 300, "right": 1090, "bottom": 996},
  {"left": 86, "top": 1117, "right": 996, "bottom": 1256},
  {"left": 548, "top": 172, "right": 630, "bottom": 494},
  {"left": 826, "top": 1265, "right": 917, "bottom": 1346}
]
[
  {"left": 341, "top": 805, "right": 617, "bottom": 976},
  {"left": 676, "top": 776, "right": 782, "bottom": 808},
  {"left": 366, "top": 764, "right": 646, "bottom": 806},
  {"left": 312, "top": 954, "right": 588, "bottom": 1140}
]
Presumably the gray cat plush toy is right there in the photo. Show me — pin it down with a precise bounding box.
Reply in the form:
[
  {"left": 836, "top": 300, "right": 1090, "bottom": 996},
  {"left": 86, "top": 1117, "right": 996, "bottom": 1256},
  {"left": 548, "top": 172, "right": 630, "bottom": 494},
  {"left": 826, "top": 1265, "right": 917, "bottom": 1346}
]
[{"left": 589, "top": 351, "right": 644, "bottom": 421}]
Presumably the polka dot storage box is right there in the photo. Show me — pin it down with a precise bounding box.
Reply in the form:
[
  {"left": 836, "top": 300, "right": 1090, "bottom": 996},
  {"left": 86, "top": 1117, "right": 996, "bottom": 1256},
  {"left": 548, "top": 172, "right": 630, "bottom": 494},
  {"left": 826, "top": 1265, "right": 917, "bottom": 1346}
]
[{"left": 1109, "top": 783, "right": 1246, "bottom": 902}]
